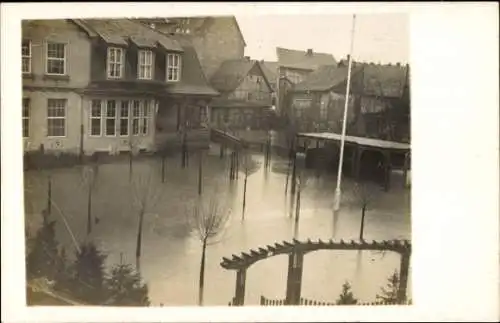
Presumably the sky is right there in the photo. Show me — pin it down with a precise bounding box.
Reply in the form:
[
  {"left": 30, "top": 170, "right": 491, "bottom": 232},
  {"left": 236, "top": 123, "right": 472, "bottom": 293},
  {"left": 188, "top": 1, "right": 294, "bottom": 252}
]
[{"left": 235, "top": 14, "right": 409, "bottom": 64}]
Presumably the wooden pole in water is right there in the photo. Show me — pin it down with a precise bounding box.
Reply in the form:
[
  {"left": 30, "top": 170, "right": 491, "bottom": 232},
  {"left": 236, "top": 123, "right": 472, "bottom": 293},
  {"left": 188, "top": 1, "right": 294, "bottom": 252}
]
[
  {"left": 242, "top": 152, "right": 248, "bottom": 220},
  {"left": 87, "top": 184, "right": 92, "bottom": 236},
  {"left": 198, "top": 150, "right": 203, "bottom": 196},
  {"left": 161, "top": 155, "right": 166, "bottom": 183},
  {"left": 47, "top": 175, "right": 52, "bottom": 216},
  {"left": 397, "top": 252, "right": 411, "bottom": 303}
]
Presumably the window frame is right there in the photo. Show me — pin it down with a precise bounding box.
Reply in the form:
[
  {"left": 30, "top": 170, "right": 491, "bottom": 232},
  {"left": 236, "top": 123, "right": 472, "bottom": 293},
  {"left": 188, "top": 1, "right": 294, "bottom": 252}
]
[
  {"left": 22, "top": 40, "right": 32, "bottom": 74},
  {"left": 119, "top": 100, "right": 130, "bottom": 137},
  {"left": 47, "top": 98, "right": 67, "bottom": 138},
  {"left": 104, "top": 100, "right": 118, "bottom": 137},
  {"left": 22, "top": 98, "right": 30, "bottom": 138},
  {"left": 107, "top": 47, "right": 125, "bottom": 79},
  {"left": 166, "top": 53, "right": 181, "bottom": 82},
  {"left": 89, "top": 99, "right": 103, "bottom": 137},
  {"left": 45, "top": 42, "right": 67, "bottom": 76},
  {"left": 138, "top": 49, "right": 154, "bottom": 80}
]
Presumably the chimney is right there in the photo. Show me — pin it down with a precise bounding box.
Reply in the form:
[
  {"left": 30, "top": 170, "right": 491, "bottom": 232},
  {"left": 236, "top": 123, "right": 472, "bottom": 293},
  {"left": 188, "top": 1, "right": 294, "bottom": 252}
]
[
  {"left": 244, "top": 56, "right": 250, "bottom": 61},
  {"left": 306, "top": 49, "right": 313, "bottom": 56},
  {"left": 396, "top": 62, "right": 401, "bottom": 67}
]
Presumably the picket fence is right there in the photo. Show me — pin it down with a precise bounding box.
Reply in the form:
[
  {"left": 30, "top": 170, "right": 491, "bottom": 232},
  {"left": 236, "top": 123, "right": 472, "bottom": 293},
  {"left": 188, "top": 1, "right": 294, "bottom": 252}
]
[{"left": 227, "top": 296, "right": 411, "bottom": 306}]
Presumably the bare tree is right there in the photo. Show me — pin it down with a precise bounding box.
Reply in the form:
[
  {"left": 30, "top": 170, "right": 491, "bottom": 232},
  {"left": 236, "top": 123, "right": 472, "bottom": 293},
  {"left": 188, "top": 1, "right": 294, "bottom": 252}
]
[
  {"left": 239, "top": 150, "right": 261, "bottom": 220},
  {"left": 131, "top": 166, "right": 163, "bottom": 272},
  {"left": 351, "top": 182, "right": 379, "bottom": 240},
  {"left": 189, "top": 191, "right": 232, "bottom": 306}
]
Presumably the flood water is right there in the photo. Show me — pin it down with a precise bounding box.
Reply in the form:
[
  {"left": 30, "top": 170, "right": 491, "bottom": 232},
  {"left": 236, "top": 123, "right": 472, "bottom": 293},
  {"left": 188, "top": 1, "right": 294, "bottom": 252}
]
[{"left": 24, "top": 143, "right": 411, "bottom": 306}]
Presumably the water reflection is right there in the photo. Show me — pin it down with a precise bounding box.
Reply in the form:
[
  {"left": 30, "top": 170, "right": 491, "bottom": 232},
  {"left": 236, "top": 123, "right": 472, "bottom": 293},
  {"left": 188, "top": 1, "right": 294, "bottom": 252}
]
[{"left": 24, "top": 146, "right": 411, "bottom": 306}]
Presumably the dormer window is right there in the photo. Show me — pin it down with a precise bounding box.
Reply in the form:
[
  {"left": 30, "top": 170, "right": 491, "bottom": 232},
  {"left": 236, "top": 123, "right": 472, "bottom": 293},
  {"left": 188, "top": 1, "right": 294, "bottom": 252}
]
[
  {"left": 138, "top": 49, "right": 154, "bottom": 80},
  {"left": 107, "top": 47, "right": 124, "bottom": 79},
  {"left": 167, "top": 53, "right": 181, "bottom": 82}
]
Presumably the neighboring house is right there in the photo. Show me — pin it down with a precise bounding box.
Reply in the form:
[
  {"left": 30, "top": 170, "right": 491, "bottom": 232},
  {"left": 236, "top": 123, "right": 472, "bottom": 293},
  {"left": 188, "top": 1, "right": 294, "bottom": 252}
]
[
  {"left": 260, "top": 61, "right": 279, "bottom": 93},
  {"left": 22, "top": 19, "right": 218, "bottom": 156},
  {"left": 209, "top": 57, "right": 275, "bottom": 133},
  {"left": 291, "top": 58, "right": 410, "bottom": 142},
  {"left": 291, "top": 65, "right": 358, "bottom": 133},
  {"left": 276, "top": 47, "right": 337, "bottom": 119},
  {"left": 136, "top": 16, "right": 246, "bottom": 80}
]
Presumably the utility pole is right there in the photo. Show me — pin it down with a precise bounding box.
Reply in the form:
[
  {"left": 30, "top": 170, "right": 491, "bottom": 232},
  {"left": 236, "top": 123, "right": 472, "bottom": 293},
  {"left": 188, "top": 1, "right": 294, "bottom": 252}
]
[{"left": 334, "top": 14, "right": 356, "bottom": 212}]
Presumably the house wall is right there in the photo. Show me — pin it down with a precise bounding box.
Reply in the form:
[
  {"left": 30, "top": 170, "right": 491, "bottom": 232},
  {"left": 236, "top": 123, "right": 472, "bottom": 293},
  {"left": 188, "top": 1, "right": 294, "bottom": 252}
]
[
  {"left": 22, "top": 20, "right": 91, "bottom": 154},
  {"left": 190, "top": 18, "right": 245, "bottom": 79},
  {"left": 22, "top": 19, "right": 92, "bottom": 89},
  {"left": 22, "top": 90, "right": 83, "bottom": 154},
  {"left": 228, "top": 65, "right": 273, "bottom": 102}
]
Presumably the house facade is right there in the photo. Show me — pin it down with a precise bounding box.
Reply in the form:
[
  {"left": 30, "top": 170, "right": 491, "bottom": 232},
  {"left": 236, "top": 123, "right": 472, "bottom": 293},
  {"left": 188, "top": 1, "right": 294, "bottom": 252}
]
[
  {"left": 22, "top": 19, "right": 218, "bottom": 156},
  {"left": 209, "top": 58, "right": 274, "bottom": 134},
  {"left": 290, "top": 59, "right": 410, "bottom": 142},
  {"left": 276, "top": 47, "right": 337, "bottom": 121},
  {"left": 136, "top": 16, "right": 246, "bottom": 80}
]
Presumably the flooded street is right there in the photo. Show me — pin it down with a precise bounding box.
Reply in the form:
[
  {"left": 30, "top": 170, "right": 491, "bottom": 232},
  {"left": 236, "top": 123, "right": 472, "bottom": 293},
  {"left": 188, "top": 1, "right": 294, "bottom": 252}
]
[{"left": 24, "top": 144, "right": 411, "bottom": 306}]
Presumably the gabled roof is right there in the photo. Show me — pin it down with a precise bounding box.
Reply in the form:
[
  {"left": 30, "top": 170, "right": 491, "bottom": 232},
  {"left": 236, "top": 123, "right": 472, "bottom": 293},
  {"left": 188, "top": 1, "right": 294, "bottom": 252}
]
[
  {"left": 74, "top": 19, "right": 183, "bottom": 52},
  {"left": 210, "top": 59, "right": 273, "bottom": 93},
  {"left": 260, "top": 61, "right": 279, "bottom": 85},
  {"left": 294, "top": 62, "right": 409, "bottom": 98},
  {"left": 277, "top": 47, "right": 337, "bottom": 71},
  {"left": 294, "top": 65, "right": 360, "bottom": 92},
  {"left": 362, "top": 63, "right": 409, "bottom": 98}
]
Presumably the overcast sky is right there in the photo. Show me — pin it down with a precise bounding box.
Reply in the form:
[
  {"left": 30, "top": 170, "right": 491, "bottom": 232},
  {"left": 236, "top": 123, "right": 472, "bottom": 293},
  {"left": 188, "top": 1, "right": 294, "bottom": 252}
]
[{"left": 235, "top": 14, "right": 409, "bottom": 64}]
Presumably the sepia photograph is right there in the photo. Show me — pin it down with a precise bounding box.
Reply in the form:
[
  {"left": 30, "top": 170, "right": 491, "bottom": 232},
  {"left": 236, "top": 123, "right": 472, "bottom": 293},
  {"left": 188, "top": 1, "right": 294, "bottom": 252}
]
[
  {"left": 2, "top": 2, "right": 498, "bottom": 322},
  {"left": 21, "top": 13, "right": 411, "bottom": 307}
]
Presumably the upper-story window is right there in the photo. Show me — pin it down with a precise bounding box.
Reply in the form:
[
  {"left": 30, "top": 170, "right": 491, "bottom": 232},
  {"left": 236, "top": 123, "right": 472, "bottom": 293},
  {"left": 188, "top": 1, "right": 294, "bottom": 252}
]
[
  {"left": 107, "top": 47, "right": 124, "bottom": 79},
  {"left": 22, "top": 40, "right": 31, "bottom": 74},
  {"left": 22, "top": 98, "right": 30, "bottom": 138},
  {"left": 46, "top": 43, "right": 66, "bottom": 75},
  {"left": 167, "top": 53, "right": 181, "bottom": 82},
  {"left": 138, "top": 50, "right": 153, "bottom": 80}
]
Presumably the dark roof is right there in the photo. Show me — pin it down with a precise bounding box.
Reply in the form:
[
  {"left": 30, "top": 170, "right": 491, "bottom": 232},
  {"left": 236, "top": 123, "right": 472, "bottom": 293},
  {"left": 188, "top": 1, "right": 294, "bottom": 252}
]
[
  {"left": 210, "top": 59, "right": 273, "bottom": 93},
  {"left": 260, "top": 61, "right": 279, "bottom": 86},
  {"left": 211, "top": 98, "right": 272, "bottom": 109},
  {"left": 75, "top": 19, "right": 183, "bottom": 52},
  {"left": 362, "top": 64, "right": 408, "bottom": 98},
  {"left": 294, "top": 62, "right": 409, "bottom": 98},
  {"left": 294, "top": 65, "right": 361, "bottom": 92},
  {"left": 137, "top": 16, "right": 246, "bottom": 46},
  {"left": 166, "top": 33, "right": 219, "bottom": 96},
  {"left": 277, "top": 47, "right": 337, "bottom": 71}
]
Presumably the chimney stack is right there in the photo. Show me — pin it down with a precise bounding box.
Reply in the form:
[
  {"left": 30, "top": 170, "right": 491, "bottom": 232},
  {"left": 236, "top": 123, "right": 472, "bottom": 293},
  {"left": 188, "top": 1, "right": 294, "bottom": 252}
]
[{"left": 306, "top": 49, "right": 313, "bottom": 56}]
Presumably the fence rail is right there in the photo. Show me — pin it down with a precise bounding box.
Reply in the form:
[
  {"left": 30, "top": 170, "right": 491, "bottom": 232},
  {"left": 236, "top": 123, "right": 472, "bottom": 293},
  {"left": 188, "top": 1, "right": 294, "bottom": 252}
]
[{"left": 254, "top": 296, "right": 411, "bottom": 306}]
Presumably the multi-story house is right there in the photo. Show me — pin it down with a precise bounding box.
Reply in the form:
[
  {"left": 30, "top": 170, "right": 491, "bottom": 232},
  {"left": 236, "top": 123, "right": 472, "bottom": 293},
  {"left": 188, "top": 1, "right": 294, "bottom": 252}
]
[
  {"left": 136, "top": 16, "right": 246, "bottom": 80},
  {"left": 276, "top": 47, "right": 337, "bottom": 120},
  {"left": 290, "top": 58, "right": 410, "bottom": 142},
  {"left": 208, "top": 57, "right": 275, "bottom": 136},
  {"left": 22, "top": 19, "right": 218, "bottom": 156}
]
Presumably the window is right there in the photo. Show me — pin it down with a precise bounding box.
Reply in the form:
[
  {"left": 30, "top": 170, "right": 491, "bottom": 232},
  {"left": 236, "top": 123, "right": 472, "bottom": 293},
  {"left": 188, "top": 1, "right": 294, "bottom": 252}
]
[
  {"left": 141, "top": 101, "right": 150, "bottom": 135},
  {"left": 90, "top": 100, "right": 102, "bottom": 136},
  {"left": 47, "top": 99, "right": 66, "bottom": 137},
  {"left": 167, "top": 53, "right": 181, "bottom": 82},
  {"left": 132, "top": 100, "right": 141, "bottom": 135},
  {"left": 320, "top": 101, "right": 328, "bottom": 120},
  {"left": 22, "top": 40, "right": 31, "bottom": 74},
  {"left": 138, "top": 50, "right": 153, "bottom": 80},
  {"left": 107, "top": 47, "right": 124, "bottom": 79},
  {"left": 46, "top": 43, "right": 66, "bottom": 75},
  {"left": 105, "top": 100, "right": 117, "bottom": 136},
  {"left": 119, "top": 101, "right": 129, "bottom": 136},
  {"left": 22, "top": 98, "right": 30, "bottom": 138}
]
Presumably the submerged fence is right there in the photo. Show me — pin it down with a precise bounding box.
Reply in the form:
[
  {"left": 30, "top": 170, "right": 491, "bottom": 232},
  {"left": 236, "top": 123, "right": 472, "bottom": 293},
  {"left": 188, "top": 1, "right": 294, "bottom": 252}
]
[{"left": 228, "top": 296, "right": 411, "bottom": 306}]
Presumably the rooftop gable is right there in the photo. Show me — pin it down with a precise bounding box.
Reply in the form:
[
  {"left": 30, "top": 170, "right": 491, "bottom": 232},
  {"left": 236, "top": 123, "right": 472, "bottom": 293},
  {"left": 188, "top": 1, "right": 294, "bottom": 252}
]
[
  {"left": 76, "top": 19, "right": 183, "bottom": 52},
  {"left": 210, "top": 59, "right": 272, "bottom": 93},
  {"left": 277, "top": 47, "right": 337, "bottom": 71}
]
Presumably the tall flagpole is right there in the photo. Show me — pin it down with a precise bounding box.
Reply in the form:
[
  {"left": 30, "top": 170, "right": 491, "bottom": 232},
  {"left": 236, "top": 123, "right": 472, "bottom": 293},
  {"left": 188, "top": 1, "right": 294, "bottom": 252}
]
[{"left": 334, "top": 14, "right": 356, "bottom": 212}]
